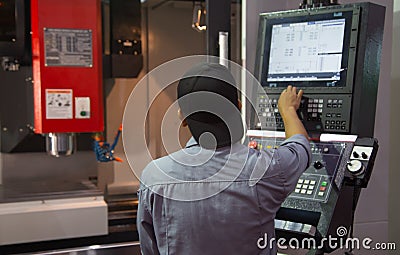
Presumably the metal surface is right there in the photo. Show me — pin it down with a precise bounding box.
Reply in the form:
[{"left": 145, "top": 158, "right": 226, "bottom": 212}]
[
  {"left": 206, "top": 0, "right": 231, "bottom": 57},
  {"left": 31, "top": 0, "right": 104, "bottom": 134},
  {"left": 0, "top": 180, "right": 107, "bottom": 247},
  {"left": 46, "top": 133, "right": 76, "bottom": 157},
  {"left": 0, "top": 180, "right": 102, "bottom": 203},
  {"left": 27, "top": 242, "right": 141, "bottom": 255}
]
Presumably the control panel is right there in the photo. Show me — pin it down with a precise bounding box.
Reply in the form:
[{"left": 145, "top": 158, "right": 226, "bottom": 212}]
[
  {"left": 255, "top": 94, "right": 352, "bottom": 135},
  {"left": 247, "top": 135, "right": 348, "bottom": 203}
]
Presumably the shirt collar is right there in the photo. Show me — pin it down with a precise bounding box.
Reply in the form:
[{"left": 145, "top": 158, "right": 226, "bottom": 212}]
[
  {"left": 185, "top": 136, "right": 244, "bottom": 152},
  {"left": 185, "top": 137, "right": 198, "bottom": 148}
]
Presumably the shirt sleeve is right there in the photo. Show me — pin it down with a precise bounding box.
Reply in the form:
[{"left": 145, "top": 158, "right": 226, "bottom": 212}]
[
  {"left": 275, "top": 134, "right": 311, "bottom": 196},
  {"left": 137, "top": 189, "right": 161, "bottom": 255}
]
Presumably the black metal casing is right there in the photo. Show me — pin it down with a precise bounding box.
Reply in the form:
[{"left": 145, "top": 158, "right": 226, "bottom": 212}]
[{"left": 253, "top": 2, "right": 385, "bottom": 138}]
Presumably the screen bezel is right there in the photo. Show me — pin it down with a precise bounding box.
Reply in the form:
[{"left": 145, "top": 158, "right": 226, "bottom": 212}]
[{"left": 256, "top": 7, "right": 359, "bottom": 94}]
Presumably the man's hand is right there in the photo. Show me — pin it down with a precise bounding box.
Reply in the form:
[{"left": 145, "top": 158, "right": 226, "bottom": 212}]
[
  {"left": 277, "top": 85, "right": 308, "bottom": 139},
  {"left": 278, "top": 85, "right": 303, "bottom": 118}
]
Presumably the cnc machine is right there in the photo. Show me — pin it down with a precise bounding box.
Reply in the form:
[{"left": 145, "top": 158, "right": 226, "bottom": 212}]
[{"left": 249, "top": 2, "right": 384, "bottom": 254}]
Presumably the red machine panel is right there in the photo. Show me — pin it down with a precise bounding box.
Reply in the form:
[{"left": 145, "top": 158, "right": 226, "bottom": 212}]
[{"left": 31, "top": 0, "right": 104, "bottom": 134}]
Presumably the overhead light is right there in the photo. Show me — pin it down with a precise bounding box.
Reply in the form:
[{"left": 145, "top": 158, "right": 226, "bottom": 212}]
[{"left": 192, "top": 1, "right": 206, "bottom": 32}]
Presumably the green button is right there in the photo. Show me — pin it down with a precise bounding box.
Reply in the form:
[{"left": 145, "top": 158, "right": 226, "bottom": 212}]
[
  {"left": 80, "top": 111, "right": 87, "bottom": 116},
  {"left": 321, "top": 181, "right": 328, "bottom": 187}
]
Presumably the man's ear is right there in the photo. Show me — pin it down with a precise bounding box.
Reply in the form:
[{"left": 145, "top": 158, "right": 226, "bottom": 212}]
[{"left": 178, "top": 108, "right": 188, "bottom": 127}]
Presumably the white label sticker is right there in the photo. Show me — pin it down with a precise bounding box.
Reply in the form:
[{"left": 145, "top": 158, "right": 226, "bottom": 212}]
[
  {"left": 46, "top": 89, "right": 73, "bottom": 119},
  {"left": 75, "top": 97, "right": 91, "bottom": 119}
]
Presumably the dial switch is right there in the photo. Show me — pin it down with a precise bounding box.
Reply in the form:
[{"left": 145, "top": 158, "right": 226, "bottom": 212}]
[
  {"left": 313, "top": 161, "right": 324, "bottom": 170},
  {"left": 347, "top": 160, "right": 364, "bottom": 175}
]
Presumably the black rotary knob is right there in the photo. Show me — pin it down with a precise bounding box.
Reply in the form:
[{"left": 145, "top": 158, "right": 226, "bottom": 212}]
[{"left": 313, "top": 161, "right": 324, "bottom": 170}]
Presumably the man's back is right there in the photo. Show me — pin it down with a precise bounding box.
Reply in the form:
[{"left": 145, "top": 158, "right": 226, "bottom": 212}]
[{"left": 138, "top": 135, "right": 310, "bottom": 255}]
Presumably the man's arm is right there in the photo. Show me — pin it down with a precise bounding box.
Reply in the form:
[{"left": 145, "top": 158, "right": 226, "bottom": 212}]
[{"left": 278, "top": 85, "right": 308, "bottom": 139}]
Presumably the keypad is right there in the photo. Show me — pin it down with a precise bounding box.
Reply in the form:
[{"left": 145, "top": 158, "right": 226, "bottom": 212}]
[
  {"left": 257, "top": 96, "right": 348, "bottom": 132},
  {"left": 291, "top": 175, "right": 331, "bottom": 202},
  {"left": 258, "top": 97, "right": 284, "bottom": 128}
]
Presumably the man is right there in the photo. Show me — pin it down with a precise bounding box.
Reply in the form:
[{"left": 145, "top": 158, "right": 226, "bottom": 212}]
[{"left": 137, "top": 63, "right": 310, "bottom": 255}]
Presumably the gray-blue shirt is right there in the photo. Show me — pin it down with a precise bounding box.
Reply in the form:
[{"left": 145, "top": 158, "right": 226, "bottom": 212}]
[{"left": 137, "top": 134, "right": 311, "bottom": 255}]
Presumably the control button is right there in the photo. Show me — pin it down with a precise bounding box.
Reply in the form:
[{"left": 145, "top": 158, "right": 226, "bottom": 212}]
[
  {"left": 313, "top": 161, "right": 324, "bottom": 170},
  {"left": 309, "top": 99, "right": 314, "bottom": 103},
  {"left": 330, "top": 125, "right": 335, "bottom": 129},
  {"left": 318, "top": 109, "right": 323, "bottom": 113},
  {"left": 338, "top": 100, "right": 343, "bottom": 104},
  {"left": 301, "top": 189, "right": 307, "bottom": 194},
  {"left": 298, "top": 179, "right": 304, "bottom": 183},
  {"left": 336, "top": 113, "right": 342, "bottom": 118},
  {"left": 328, "top": 99, "right": 332, "bottom": 103},
  {"left": 327, "top": 104, "right": 332, "bottom": 108},
  {"left": 336, "top": 126, "right": 340, "bottom": 130},
  {"left": 323, "top": 147, "right": 329, "bottom": 153},
  {"left": 353, "top": 151, "right": 360, "bottom": 158},
  {"left": 336, "top": 120, "right": 341, "bottom": 124},
  {"left": 320, "top": 186, "right": 326, "bottom": 191},
  {"left": 319, "top": 99, "right": 324, "bottom": 103},
  {"left": 321, "top": 181, "right": 328, "bottom": 187},
  {"left": 248, "top": 140, "right": 258, "bottom": 149},
  {"left": 309, "top": 185, "right": 315, "bottom": 190},
  {"left": 325, "top": 125, "right": 330, "bottom": 129},
  {"left": 333, "top": 99, "right": 338, "bottom": 103},
  {"left": 326, "top": 113, "right": 331, "bottom": 117},
  {"left": 304, "top": 180, "right": 310, "bottom": 184},
  {"left": 295, "top": 189, "right": 300, "bottom": 193},
  {"left": 296, "top": 184, "right": 302, "bottom": 188},
  {"left": 318, "top": 192, "right": 324, "bottom": 196},
  {"left": 302, "top": 185, "right": 309, "bottom": 189},
  {"left": 341, "top": 126, "right": 346, "bottom": 130},
  {"left": 325, "top": 120, "right": 330, "bottom": 125},
  {"left": 307, "top": 190, "right": 313, "bottom": 195},
  {"left": 310, "top": 180, "right": 316, "bottom": 185},
  {"left": 332, "top": 104, "right": 338, "bottom": 108},
  {"left": 362, "top": 152, "right": 368, "bottom": 159}
]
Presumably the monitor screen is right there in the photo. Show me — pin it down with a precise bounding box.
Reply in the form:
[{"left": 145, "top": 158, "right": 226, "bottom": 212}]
[
  {"left": 259, "top": 10, "right": 354, "bottom": 89},
  {"left": 0, "top": 0, "right": 17, "bottom": 42}
]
